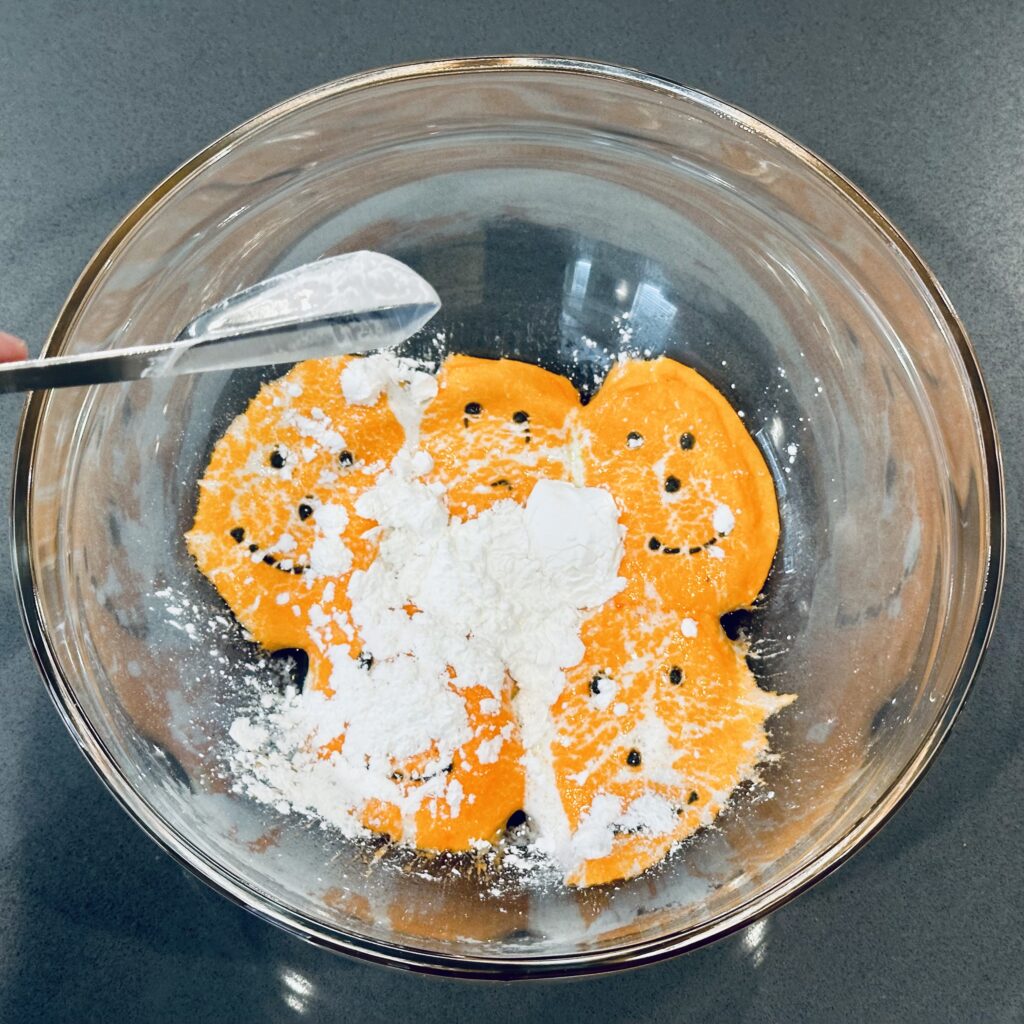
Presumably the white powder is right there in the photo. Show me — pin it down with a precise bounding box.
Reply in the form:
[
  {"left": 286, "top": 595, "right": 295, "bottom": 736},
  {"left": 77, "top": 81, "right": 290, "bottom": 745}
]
[
  {"left": 589, "top": 675, "right": 618, "bottom": 712},
  {"left": 475, "top": 733, "right": 506, "bottom": 764},
  {"left": 324, "top": 653, "right": 471, "bottom": 764},
  {"left": 222, "top": 352, "right": 776, "bottom": 883},
  {"left": 446, "top": 777, "right": 465, "bottom": 818},
  {"left": 340, "top": 354, "right": 393, "bottom": 405},
  {"left": 347, "top": 473, "right": 624, "bottom": 708},
  {"left": 524, "top": 480, "right": 625, "bottom": 608},
  {"left": 308, "top": 503, "right": 353, "bottom": 577},
  {"left": 283, "top": 411, "right": 346, "bottom": 453},
  {"left": 341, "top": 353, "right": 438, "bottom": 442},
  {"left": 229, "top": 353, "right": 628, "bottom": 858},
  {"left": 618, "top": 792, "right": 678, "bottom": 835},
  {"left": 343, "top": 462, "right": 625, "bottom": 847},
  {"left": 570, "top": 794, "right": 621, "bottom": 860},
  {"left": 229, "top": 717, "right": 269, "bottom": 751},
  {"left": 712, "top": 503, "right": 735, "bottom": 536},
  {"left": 570, "top": 791, "right": 678, "bottom": 862}
]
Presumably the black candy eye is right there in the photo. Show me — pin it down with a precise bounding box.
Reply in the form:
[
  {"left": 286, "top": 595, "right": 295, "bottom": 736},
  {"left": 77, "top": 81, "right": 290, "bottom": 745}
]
[
  {"left": 298, "top": 503, "right": 313, "bottom": 521},
  {"left": 338, "top": 450, "right": 354, "bottom": 467},
  {"left": 269, "top": 449, "right": 285, "bottom": 468},
  {"left": 626, "top": 431, "right": 644, "bottom": 449},
  {"left": 589, "top": 675, "right": 604, "bottom": 695},
  {"left": 229, "top": 526, "right": 245, "bottom": 543},
  {"left": 669, "top": 666, "right": 683, "bottom": 685},
  {"left": 465, "top": 402, "right": 482, "bottom": 415},
  {"left": 680, "top": 432, "right": 695, "bottom": 451},
  {"left": 648, "top": 537, "right": 662, "bottom": 551},
  {"left": 665, "top": 475, "right": 681, "bottom": 493},
  {"left": 688, "top": 790, "right": 700, "bottom": 804},
  {"left": 512, "top": 410, "right": 529, "bottom": 424},
  {"left": 626, "top": 749, "right": 642, "bottom": 767}
]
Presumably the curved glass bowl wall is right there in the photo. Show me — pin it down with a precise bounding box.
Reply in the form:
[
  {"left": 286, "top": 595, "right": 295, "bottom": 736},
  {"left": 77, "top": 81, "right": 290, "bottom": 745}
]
[{"left": 13, "top": 58, "right": 1001, "bottom": 977}]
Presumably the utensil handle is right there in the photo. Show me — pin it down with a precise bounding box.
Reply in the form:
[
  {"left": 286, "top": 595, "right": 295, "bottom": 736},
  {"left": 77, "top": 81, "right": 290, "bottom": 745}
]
[{"left": 0, "top": 345, "right": 171, "bottom": 393}]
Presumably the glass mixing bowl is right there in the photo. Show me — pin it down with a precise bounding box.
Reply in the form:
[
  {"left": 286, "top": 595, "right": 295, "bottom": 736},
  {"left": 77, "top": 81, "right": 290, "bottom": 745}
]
[{"left": 12, "top": 57, "right": 1003, "bottom": 978}]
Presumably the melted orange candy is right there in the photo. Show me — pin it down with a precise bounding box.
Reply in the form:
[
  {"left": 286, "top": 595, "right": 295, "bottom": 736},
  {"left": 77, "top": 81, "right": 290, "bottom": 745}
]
[
  {"left": 582, "top": 358, "right": 779, "bottom": 615},
  {"left": 562, "top": 358, "right": 788, "bottom": 885},
  {"left": 188, "top": 352, "right": 790, "bottom": 885},
  {"left": 187, "top": 357, "right": 404, "bottom": 688},
  {"left": 419, "top": 354, "right": 577, "bottom": 518}
]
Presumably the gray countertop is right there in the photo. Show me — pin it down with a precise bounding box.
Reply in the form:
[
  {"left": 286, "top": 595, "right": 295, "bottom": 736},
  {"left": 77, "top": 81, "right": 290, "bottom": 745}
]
[{"left": 1, "top": 2, "right": 1021, "bottom": 1021}]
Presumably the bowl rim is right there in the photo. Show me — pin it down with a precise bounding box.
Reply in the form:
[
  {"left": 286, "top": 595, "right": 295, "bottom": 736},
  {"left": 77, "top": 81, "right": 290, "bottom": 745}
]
[{"left": 11, "top": 54, "right": 1005, "bottom": 980}]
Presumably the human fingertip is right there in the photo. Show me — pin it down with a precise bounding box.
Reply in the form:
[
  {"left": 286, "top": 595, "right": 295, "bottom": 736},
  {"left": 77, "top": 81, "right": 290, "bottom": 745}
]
[{"left": 0, "top": 332, "right": 29, "bottom": 362}]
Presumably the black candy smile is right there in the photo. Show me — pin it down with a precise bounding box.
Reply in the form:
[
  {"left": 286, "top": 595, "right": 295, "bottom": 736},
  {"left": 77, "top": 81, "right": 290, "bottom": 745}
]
[
  {"left": 228, "top": 526, "right": 308, "bottom": 574},
  {"left": 647, "top": 531, "right": 727, "bottom": 556}
]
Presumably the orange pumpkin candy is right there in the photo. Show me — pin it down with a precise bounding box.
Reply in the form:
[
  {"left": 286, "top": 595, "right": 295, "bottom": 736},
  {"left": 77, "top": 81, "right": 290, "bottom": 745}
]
[
  {"left": 186, "top": 356, "right": 405, "bottom": 687},
  {"left": 551, "top": 357, "right": 785, "bottom": 885},
  {"left": 190, "top": 354, "right": 580, "bottom": 851},
  {"left": 188, "top": 351, "right": 788, "bottom": 882},
  {"left": 418, "top": 354, "right": 578, "bottom": 518},
  {"left": 581, "top": 357, "right": 779, "bottom": 617}
]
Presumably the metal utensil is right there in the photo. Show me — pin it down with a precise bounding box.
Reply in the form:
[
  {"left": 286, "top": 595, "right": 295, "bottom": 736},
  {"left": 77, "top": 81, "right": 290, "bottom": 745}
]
[{"left": 0, "top": 251, "right": 440, "bottom": 393}]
